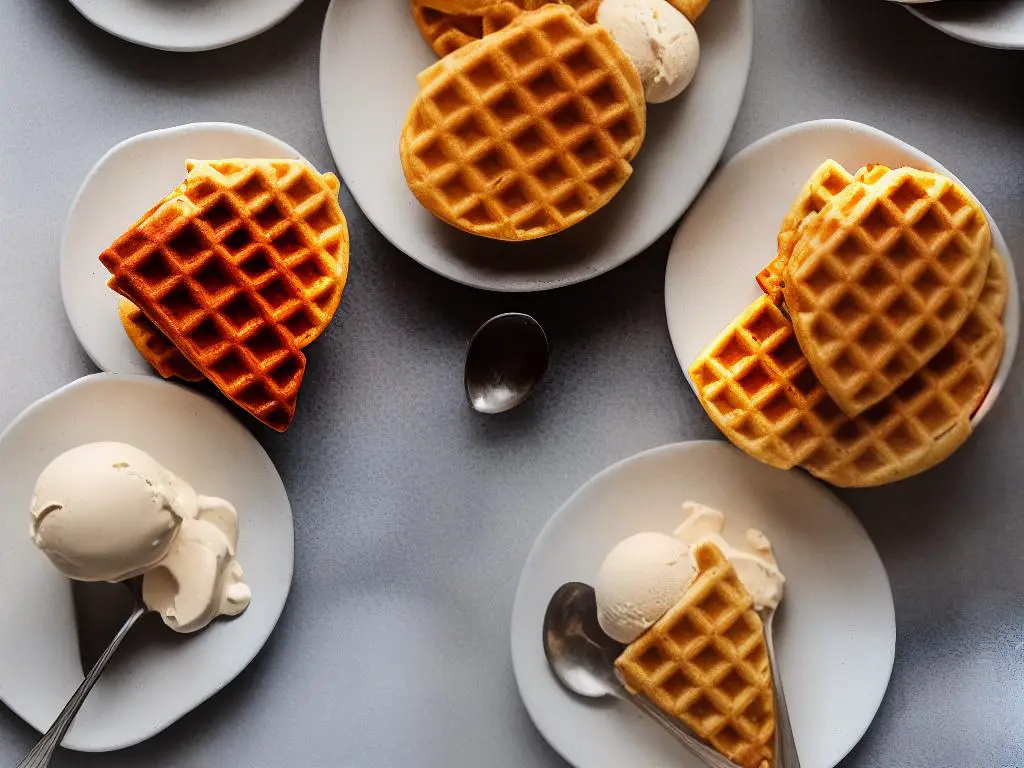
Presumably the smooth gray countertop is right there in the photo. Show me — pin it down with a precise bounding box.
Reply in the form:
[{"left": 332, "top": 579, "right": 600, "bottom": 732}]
[{"left": 2, "top": 0, "right": 1023, "bottom": 766}]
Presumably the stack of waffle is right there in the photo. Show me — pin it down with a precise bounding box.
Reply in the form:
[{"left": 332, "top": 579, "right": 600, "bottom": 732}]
[
  {"left": 402, "top": 0, "right": 713, "bottom": 241},
  {"left": 616, "top": 541, "right": 776, "bottom": 768},
  {"left": 689, "top": 160, "right": 1006, "bottom": 487},
  {"left": 99, "top": 158, "right": 350, "bottom": 432}
]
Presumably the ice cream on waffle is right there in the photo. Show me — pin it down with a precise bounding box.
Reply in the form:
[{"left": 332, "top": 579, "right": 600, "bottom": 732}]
[
  {"left": 401, "top": 4, "right": 646, "bottom": 241},
  {"left": 595, "top": 502, "right": 783, "bottom": 768},
  {"left": 99, "top": 158, "right": 350, "bottom": 431},
  {"left": 688, "top": 159, "right": 1006, "bottom": 486}
]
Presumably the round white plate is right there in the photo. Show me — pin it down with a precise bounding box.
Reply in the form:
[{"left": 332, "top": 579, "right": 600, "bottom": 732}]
[
  {"left": 319, "top": 0, "right": 752, "bottom": 291},
  {"left": 0, "top": 373, "right": 294, "bottom": 751},
  {"left": 665, "top": 118, "right": 1020, "bottom": 428},
  {"left": 904, "top": 0, "right": 1024, "bottom": 49},
  {"left": 511, "top": 441, "right": 895, "bottom": 768},
  {"left": 67, "top": 0, "right": 304, "bottom": 52},
  {"left": 62, "top": 122, "right": 302, "bottom": 376}
]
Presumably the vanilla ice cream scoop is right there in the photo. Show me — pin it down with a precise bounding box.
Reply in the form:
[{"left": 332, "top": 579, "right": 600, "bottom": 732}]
[
  {"left": 30, "top": 442, "right": 251, "bottom": 634},
  {"left": 30, "top": 442, "right": 194, "bottom": 582},
  {"left": 597, "top": 0, "right": 700, "bottom": 104},
  {"left": 595, "top": 531, "right": 697, "bottom": 643}
]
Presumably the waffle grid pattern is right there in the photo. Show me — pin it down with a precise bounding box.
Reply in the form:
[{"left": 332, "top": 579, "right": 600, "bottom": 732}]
[
  {"left": 757, "top": 162, "right": 888, "bottom": 301},
  {"left": 121, "top": 161, "right": 349, "bottom": 385},
  {"left": 101, "top": 159, "right": 350, "bottom": 431},
  {"left": 616, "top": 543, "right": 774, "bottom": 768},
  {"left": 784, "top": 167, "right": 991, "bottom": 417},
  {"left": 401, "top": 5, "right": 645, "bottom": 240},
  {"left": 690, "top": 251, "right": 1006, "bottom": 486}
]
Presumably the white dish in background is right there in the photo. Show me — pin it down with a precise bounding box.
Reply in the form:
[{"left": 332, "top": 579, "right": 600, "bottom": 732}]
[
  {"left": 0, "top": 373, "right": 294, "bottom": 751},
  {"left": 904, "top": 0, "right": 1024, "bottom": 49},
  {"left": 61, "top": 123, "right": 302, "bottom": 377},
  {"left": 67, "top": 0, "right": 303, "bottom": 52},
  {"left": 511, "top": 441, "right": 895, "bottom": 768},
  {"left": 665, "top": 118, "right": 1019, "bottom": 428},
  {"left": 319, "top": 0, "right": 752, "bottom": 291}
]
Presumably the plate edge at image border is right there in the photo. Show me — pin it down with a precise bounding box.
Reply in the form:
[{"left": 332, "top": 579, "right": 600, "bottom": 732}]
[
  {"left": 317, "top": 0, "right": 754, "bottom": 292},
  {"left": 509, "top": 440, "right": 897, "bottom": 768},
  {"left": 66, "top": 0, "right": 306, "bottom": 52},
  {"left": 0, "top": 372, "right": 295, "bottom": 752},
  {"left": 664, "top": 117, "right": 1020, "bottom": 430}
]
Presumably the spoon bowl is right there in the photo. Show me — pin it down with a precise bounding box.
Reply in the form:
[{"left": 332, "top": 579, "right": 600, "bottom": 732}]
[
  {"left": 542, "top": 582, "right": 625, "bottom": 699},
  {"left": 465, "top": 313, "right": 549, "bottom": 414}
]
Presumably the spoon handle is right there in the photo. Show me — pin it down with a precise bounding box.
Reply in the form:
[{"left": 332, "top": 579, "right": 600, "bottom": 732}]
[
  {"left": 763, "top": 612, "right": 801, "bottom": 768},
  {"left": 17, "top": 605, "right": 147, "bottom": 768}
]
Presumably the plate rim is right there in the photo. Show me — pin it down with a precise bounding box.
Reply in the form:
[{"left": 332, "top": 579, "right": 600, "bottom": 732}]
[
  {"left": 664, "top": 117, "right": 1020, "bottom": 432},
  {"left": 60, "top": 121, "right": 303, "bottom": 376},
  {"left": 65, "top": 0, "right": 305, "bottom": 52},
  {"left": 317, "top": 0, "right": 754, "bottom": 292},
  {"left": 509, "top": 439, "right": 896, "bottom": 768},
  {"left": 0, "top": 372, "right": 295, "bottom": 752},
  {"left": 905, "top": 3, "right": 1024, "bottom": 50}
]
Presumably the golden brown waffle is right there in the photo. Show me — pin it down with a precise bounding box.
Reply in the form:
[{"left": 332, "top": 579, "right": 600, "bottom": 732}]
[
  {"left": 100, "top": 159, "right": 350, "bottom": 431},
  {"left": 783, "top": 167, "right": 991, "bottom": 417},
  {"left": 119, "top": 298, "right": 202, "bottom": 382},
  {"left": 411, "top": 0, "right": 601, "bottom": 57},
  {"left": 757, "top": 162, "right": 890, "bottom": 301},
  {"left": 120, "top": 162, "right": 349, "bottom": 383},
  {"left": 616, "top": 542, "right": 775, "bottom": 768},
  {"left": 688, "top": 251, "right": 1006, "bottom": 486},
  {"left": 401, "top": 4, "right": 646, "bottom": 241}
]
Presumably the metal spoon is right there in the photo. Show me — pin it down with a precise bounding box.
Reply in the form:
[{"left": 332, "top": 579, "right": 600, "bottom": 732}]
[
  {"left": 758, "top": 607, "right": 801, "bottom": 768},
  {"left": 18, "top": 578, "right": 148, "bottom": 768},
  {"left": 465, "top": 313, "right": 548, "bottom": 414},
  {"left": 542, "top": 583, "right": 740, "bottom": 768}
]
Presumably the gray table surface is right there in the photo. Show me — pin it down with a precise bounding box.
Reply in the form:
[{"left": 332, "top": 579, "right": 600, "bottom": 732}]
[{"left": 2, "top": 0, "right": 1023, "bottom": 765}]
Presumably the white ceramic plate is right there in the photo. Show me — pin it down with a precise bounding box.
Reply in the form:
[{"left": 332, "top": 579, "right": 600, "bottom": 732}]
[
  {"left": 0, "top": 373, "right": 294, "bottom": 751},
  {"left": 67, "top": 0, "right": 304, "bottom": 52},
  {"left": 62, "top": 122, "right": 302, "bottom": 376},
  {"left": 904, "top": 0, "right": 1024, "bottom": 49},
  {"left": 665, "top": 118, "right": 1020, "bottom": 428},
  {"left": 319, "top": 0, "right": 752, "bottom": 291},
  {"left": 511, "top": 441, "right": 895, "bottom": 768}
]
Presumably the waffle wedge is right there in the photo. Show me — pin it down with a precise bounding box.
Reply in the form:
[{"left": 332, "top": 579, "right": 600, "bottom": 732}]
[
  {"left": 100, "top": 159, "right": 349, "bottom": 431},
  {"left": 616, "top": 542, "right": 775, "bottom": 768},
  {"left": 757, "top": 162, "right": 890, "bottom": 301},
  {"left": 401, "top": 4, "right": 646, "bottom": 241},
  {"left": 783, "top": 167, "right": 991, "bottom": 417},
  {"left": 119, "top": 162, "right": 349, "bottom": 383},
  {"left": 689, "top": 251, "right": 1006, "bottom": 486}
]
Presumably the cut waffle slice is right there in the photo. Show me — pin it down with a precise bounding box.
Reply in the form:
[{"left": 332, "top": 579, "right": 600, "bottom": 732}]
[
  {"left": 783, "top": 167, "right": 991, "bottom": 417},
  {"left": 119, "top": 298, "right": 202, "bottom": 382},
  {"left": 688, "top": 250, "right": 1006, "bottom": 487},
  {"left": 757, "top": 162, "right": 890, "bottom": 302},
  {"left": 100, "top": 159, "right": 350, "bottom": 431},
  {"left": 615, "top": 542, "right": 775, "bottom": 768},
  {"left": 119, "top": 161, "right": 349, "bottom": 382},
  {"left": 401, "top": 4, "right": 646, "bottom": 241},
  {"left": 411, "top": 0, "right": 601, "bottom": 57}
]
